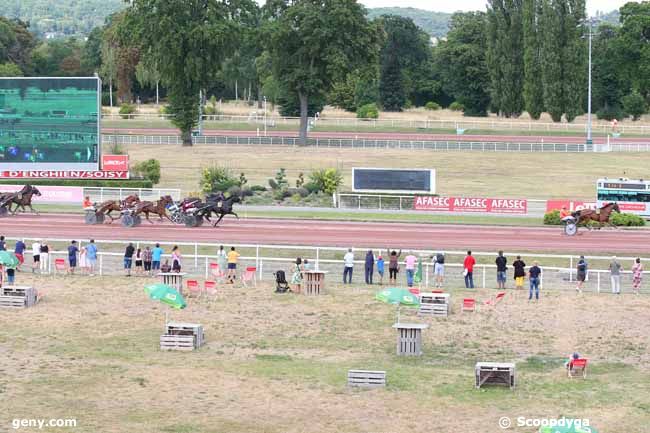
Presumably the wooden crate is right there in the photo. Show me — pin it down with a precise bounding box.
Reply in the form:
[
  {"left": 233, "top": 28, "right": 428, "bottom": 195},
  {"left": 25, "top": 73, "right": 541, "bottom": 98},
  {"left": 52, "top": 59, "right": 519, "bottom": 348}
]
[
  {"left": 348, "top": 370, "right": 386, "bottom": 388},
  {"left": 392, "top": 323, "right": 428, "bottom": 356},
  {"left": 419, "top": 293, "right": 450, "bottom": 317},
  {"left": 0, "top": 286, "right": 37, "bottom": 308},
  {"left": 475, "top": 362, "right": 516, "bottom": 389},
  {"left": 165, "top": 322, "right": 204, "bottom": 349},
  {"left": 303, "top": 271, "right": 327, "bottom": 295},
  {"left": 160, "top": 334, "right": 195, "bottom": 351}
]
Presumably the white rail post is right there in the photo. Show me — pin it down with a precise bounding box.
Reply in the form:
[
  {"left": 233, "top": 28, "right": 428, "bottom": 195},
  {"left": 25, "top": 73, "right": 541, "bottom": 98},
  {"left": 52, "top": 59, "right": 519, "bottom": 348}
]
[
  {"left": 316, "top": 248, "right": 320, "bottom": 270},
  {"left": 259, "top": 260, "right": 263, "bottom": 280},
  {"left": 256, "top": 245, "right": 260, "bottom": 269},
  {"left": 205, "top": 257, "right": 209, "bottom": 279},
  {"left": 194, "top": 243, "right": 198, "bottom": 269},
  {"left": 569, "top": 257, "right": 573, "bottom": 282},
  {"left": 482, "top": 265, "right": 486, "bottom": 289},
  {"left": 597, "top": 272, "right": 600, "bottom": 293},
  {"left": 99, "top": 254, "right": 103, "bottom": 276}
]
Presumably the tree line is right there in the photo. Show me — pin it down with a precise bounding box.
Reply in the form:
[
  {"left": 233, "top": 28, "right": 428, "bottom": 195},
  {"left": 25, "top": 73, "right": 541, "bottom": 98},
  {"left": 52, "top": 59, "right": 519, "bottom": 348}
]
[{"left": 1, "top": 0, "right": 649, "bottom": 146}]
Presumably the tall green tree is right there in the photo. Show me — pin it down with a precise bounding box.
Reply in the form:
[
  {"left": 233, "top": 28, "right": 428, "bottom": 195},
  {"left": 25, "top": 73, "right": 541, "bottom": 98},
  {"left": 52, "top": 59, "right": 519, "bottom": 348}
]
[
  {"left": 592, "top": 24, "right": 627, "bottom": 120},
  {"left": 104, "top": 12, "right": 139, "bottom": 104},
  {"left": 0, "top": 17, "right": 36, "bottom": 74},
  {"left": 435, "top": 12, "right": 491, "bottom": 116},
  {"left": 522, "top": 0, "right": 544, "bottom": 119},
  {"left": 0, "top": 62, "right": 23, "bottom": 76},
  {"left": 265, "top": 0, "right": 377, "bottom": 144},
  {"left": 487, "top": 0, "right": 525, "bottom": 118},
  {"left": 617, "top": 1, "right": 650, "bottom": 100},
  {"left": 123, "top": 0, "right": 252, "bottom": 146},
  {"left": 81, "top": 26, "right": 103, "bottom": 74}
]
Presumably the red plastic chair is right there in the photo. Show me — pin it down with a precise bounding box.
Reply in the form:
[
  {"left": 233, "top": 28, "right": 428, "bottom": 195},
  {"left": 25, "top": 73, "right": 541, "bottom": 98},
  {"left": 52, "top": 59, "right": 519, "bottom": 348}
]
[
  {"left": 204, "top": 280, "right": 217, "bottom": 299},
  {"left": 242, "top": 267, "right": 257, "bottom": 287},
  {"left": 186, "top": 279, "right": 201, "bottom": 297},
  {"left": 54, "top": 258, "right": 67, "bottom": 274},
  {"left": 209, "top": 262, "right": 226, "bottom": 283},
  {"left": 484, "top": 292, "right": 506, "bottom": 307},
  {"left": 408, "top": 288, "right": 420, "bottom": 295},
  {"left": 568, "top": 358, "right": 588, "bottom": 379},
  {"left": 462, "top": 298, "right": 476, "bottom": 312}
]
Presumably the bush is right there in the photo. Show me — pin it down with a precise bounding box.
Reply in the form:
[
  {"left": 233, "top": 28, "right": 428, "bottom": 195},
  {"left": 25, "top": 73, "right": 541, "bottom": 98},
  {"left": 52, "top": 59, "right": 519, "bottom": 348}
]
[
  {"left": 158, "top": 106, "right": 169, "bottom": 115},
  {"left": 596, "top": 105, "right": 625, "bottom": 121},
  {"left": 611, "top": 212, "right": 646, "bottom": 227},
  {"left": 240, "top": 188, "right": 254, "bottom": 198},
  {"left": 303, "top": 181, "right": 320, "bottom": 194},
  {"left": 296, "top": 187, "right": 309, "bottom": 198},
  {"left": 268, "top": 179, "right": 278, "bottom": 190},
  {"left": 226, "top": 185, "right": 241, "bottom": 197},
  {"left": 108, "top": 142, "right": 126, "bottom": 155},
  {"left": 269, "top": 168, "right": 288, "bottom": 190},
  {"left": 356, "top": 103, "right": 379, "bottom": 119},
  {"left": 622, "top": 91, "right": 647, "bottom": 121},
  {"left": 200, "top": 165, "right": 238, "bottom": 194},
  {"left": 309, "top": 168, "right": 343, "bottom": 195},
  {"left": 119, "top": 103, "right": 137, "bottom": 119},
  {"left": 449, "top": 101, "right": 465, "bottom": 112},
  {"left": 296, "top": 172, "right": 305, "bottom": 188},
  {"left": 0, "top": 179, "right": 153, "bottom": 188},
  {"left": 425, "top": 102, "right": 441, "bottom": 111},
  {"left": 131, "top": 159, "right": 161, "bottom": 184},
  {"left": 101, "top": 93, "right": 115, "bottom": 107},
  {"left": 249, "top": 184, "right": 267, "bottom": 193},
  {"left": 543, "top": 210, "right": 561, "bottom": 225}
]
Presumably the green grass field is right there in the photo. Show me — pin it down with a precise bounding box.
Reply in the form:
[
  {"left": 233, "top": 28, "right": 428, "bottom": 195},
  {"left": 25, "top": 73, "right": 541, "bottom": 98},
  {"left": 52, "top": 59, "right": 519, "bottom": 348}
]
[{"left": 2, "top": 274, "right": 649, "bottom": 433}]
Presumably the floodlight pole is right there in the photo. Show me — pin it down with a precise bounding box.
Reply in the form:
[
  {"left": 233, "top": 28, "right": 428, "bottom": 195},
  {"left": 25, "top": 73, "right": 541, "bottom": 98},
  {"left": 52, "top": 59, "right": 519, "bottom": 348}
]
[
  {"left": 263, "top": 96, "right": 267, "bottom": 137},
  {"left": 586, "top": 19, "right": 594, "bottom": 149}
]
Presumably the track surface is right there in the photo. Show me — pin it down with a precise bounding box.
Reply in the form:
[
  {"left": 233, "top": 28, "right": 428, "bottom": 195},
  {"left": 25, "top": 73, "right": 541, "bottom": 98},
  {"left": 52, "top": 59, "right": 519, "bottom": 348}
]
[
  {"left": 2, "top": 214, "right": 649, "bottom": 254},
  {"left": 102, "top": 128, "right": 650, "bottom": 144}
]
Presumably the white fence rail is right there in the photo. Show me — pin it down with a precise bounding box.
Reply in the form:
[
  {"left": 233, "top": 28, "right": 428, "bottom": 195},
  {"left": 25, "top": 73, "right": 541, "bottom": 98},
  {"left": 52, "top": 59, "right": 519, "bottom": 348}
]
[
  {"left": 103, "top": 134, "right": 598, "bottom": 152},
  {"left": 7, "top": 237, "right": 649, "bottom": 294},
  {"left": 83, "top": 187, "right": 182, "bottom": 203},
  {"left": 101, "top": 113, "right": 650, "bottom": 135}
]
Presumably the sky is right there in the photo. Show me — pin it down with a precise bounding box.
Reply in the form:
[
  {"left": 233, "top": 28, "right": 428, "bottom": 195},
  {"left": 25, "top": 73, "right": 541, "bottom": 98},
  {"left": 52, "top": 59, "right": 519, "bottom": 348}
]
[{"left": 355, "top": 0, "right": 634, "bottom": 14}]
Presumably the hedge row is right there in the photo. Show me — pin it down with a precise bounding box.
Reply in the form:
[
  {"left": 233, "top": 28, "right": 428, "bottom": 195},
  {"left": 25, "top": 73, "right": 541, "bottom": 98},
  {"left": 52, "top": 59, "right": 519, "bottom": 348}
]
[
  {"left": 543, "top": 210, "right": 645, "bottom": 227},
  {"left": 0, "top": 179, "right": 154, "bottom": 188}
]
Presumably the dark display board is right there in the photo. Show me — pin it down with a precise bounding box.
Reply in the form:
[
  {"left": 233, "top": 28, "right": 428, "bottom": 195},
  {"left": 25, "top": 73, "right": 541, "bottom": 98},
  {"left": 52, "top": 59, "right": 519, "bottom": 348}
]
[{"left": 352, "top": 168, "right": 435, "bottom": 193}]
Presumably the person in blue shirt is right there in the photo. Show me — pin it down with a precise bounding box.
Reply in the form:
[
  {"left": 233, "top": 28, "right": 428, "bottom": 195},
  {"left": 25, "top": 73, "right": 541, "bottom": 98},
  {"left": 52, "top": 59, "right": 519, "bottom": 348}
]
[
  {"left": 86, "top": 239, "right": 98, "bottom": 276},
  {"left": 376, "top": 255, "right": 385, "bottom": 285},
  {"left": 14, "top": 239, "right": 26, "bottom": 270},
  {"left": 151, "top": 243, "right": 164, "bottom": 271},
  {"left": 68, "top": 240, "right": 78, "bottom": 274},
  {"left": 529, "top": 261, "right": 542, "bottom": 301}
]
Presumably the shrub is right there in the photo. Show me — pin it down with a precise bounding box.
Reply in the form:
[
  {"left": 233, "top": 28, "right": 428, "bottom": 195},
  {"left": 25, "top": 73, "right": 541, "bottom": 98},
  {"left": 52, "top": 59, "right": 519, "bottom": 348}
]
[
  {"left": 158, "top": 106, "right": 169, "bottom": 115},
  {"left": 296, "top": 172, "right": 305, "bottom": 188},
  {"left": 309, "top": 168, "right": 343, "bottom": 195},
  {"left": 200, "top": 165, "right": 238, "bottom": 194},
  {"left": 238, "top": 172, "right": 248, "bottom": 187},
  {"left": 268, "top": 179, "right": 279, "bottom": 190},
  {"left": 303, "top": 181, "right": 320, "bottom": 194},
  {"left": 543, "top": 210, "right": 561, "bottom": 225},
  {"left": 226, "top": 185, "right": 241, "bottom": 197},
  {"left": 131, "top": 159, "right": 161, "bottom": 184},
  {"left": 356, "top": 103, "right": 379, "bottom": 119},
  {"left": 596, "top": 105, "right": 625, "bottom": 121},
  {"left": 271, "top": 168, "right": 288, "bottom": 190},
  {"left": 118, "top": 103, "right": 137, "bottom": 119},
  {"left": 249, "top": 184, "right": 267, "bottom": 193},
  {"left": 611, "top": 212, "right": 646, "bottom": 227},
  {"left": 101, "top": 93, "right": 115, "bottom": 107},
  {"left": 108, "top": 142, "right": 125, "bottom": 155},
  {"left": 290, "top": 193, "right": 302, "bottom": 203},
  {"left": 273, "top": 187, "right": 291, "bottom": 201},
  {"left": 296, "top": 187, "right": 309, "bottom": 198},
  {"left": 240, "top": 188, "right": 254, "bottom": 198},
  {"left": 449, "top": 101, "right": 465, "bottom": 112},
  {"left": 622, "top": 91, "right": 647, "bottom": 121},
  {"left": 425, "top": 102, "right": 441, "bottom": 111}
]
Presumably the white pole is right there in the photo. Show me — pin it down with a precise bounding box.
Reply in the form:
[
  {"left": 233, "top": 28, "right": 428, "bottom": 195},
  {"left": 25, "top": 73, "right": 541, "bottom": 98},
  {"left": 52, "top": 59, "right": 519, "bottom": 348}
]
[{"left": 586, "top": 19, "right": 594, "bottom": 148}]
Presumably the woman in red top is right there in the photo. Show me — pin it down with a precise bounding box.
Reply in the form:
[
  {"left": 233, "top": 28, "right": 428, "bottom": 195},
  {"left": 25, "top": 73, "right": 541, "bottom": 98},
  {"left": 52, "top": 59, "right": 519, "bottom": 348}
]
[{"left": 463, "top": 251, "right": 476, "bottom": 288}]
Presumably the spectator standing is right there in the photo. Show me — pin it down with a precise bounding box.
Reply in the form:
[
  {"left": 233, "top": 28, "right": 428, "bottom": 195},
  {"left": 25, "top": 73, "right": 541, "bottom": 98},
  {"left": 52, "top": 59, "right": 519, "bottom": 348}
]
[
  {"left": 376, "top": 255, "right": 385, "bottom": 285},
  {"left": 6, "top": 265, "right": 15, "bottom": 284},
  {"left": 14, "top": 239, "right": 26, "bottom": 269},
  {"left": 495, "top": 251, "right": 507, "bottom": 289},
  {"left": 632, "top": 258, "right": 643, "bottom": 295},
  {"left": 529, "top": 261, "right": 542, "bottom": 301},
  {"left": 343, "top": 249, "right": 354, "bottom": 284},
  {"left": 576, "top": 256, "right": 588, "bottom": 293},
  {"left": 40, "top": 242, "right": 49, "bottom": 273},
  {"left": 135, "top": 248, "right": 143, "bottom": 275},
  {"left": 303, "top": 258, "right": 312, "bottom": 271},
  {"left": 404, "top": 252, "right": 418, "bottom": 287},
  {"left": 31, "top": 240, "right": 41, "bottom": 273},
  {"left": 143, "top": 246, "right": 153, "bottom": 275},
  {"left": 171, "top": 246, "right": 182, "bottom": 273},
  {"left": 513, "top": 256, "right": 526, "bottom": 290},
  {"left": 86, "top": 240, "right": 98, "bottom": 276},
  {"left": 0, "top": 235, "right": 5, "bottom": 251},
  {"left": 79, "top": 245, "right": 88, "bottom": 274},
  {"left": 609, "top": 256, "right": 623, "bottom": 294},
  {"left": 387, "top": 248, "right": 402, "bottom": 285},
  {"left": 226, "top": 247, "right": 239, "bottom": 283},
  {"left": 291, "top": 257, "right": 303, "bottom": 294},
  {"left": 124, "top": 243, "right": 135, "bottom": 276},
  {"left": 216, "top": 245, "right": 227, "bottom": 275},
  {"left": 463, "top": 251, "right": 476, "bottom": 289},
  {"left": 432, "top": 252, "right": 445, "bottom": 289},
  {"left": 67, "top": 240, "right": 78, "bottom": 274},
  {"left": 151, "top": 243, "right": 163, "bottom": 271},
  {"left": 364, "top": 250, "right": 375, "bottom": 285}
]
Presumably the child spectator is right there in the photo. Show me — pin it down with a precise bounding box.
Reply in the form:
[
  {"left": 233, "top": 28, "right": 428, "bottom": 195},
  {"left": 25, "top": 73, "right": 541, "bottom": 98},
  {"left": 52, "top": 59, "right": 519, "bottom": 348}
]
[{"left": 376, "top": 255, "right": 385, "bottom": 285}]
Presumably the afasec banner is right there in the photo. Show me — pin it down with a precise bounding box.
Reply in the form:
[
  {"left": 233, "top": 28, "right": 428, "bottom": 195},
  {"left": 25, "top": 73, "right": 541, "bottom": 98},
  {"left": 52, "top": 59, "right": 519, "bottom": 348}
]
[
  {"left": 0, "top": 171, "right": 129, "bottom": 179},
  {"left": 414, "top": 196, "right": 528, "bottom": 214},
  {"left": 0, "top": 185, "right": 83, "bottom": 203},
  {"left": 101, "top": 155, "right": 129, "bottom": 172}
]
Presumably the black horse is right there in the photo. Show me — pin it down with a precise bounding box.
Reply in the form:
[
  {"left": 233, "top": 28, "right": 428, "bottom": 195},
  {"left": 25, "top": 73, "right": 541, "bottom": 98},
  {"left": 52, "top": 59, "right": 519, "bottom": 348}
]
[
  {"left": 199, "top": 194, "right": 241, "bottom": 227},
  {"left": 1, "top": 185, "right": 42, "bottom": 215}
]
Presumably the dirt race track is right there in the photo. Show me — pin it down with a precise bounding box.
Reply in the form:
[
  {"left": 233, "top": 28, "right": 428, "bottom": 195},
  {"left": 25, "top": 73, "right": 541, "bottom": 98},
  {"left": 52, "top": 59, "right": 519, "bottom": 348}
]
[{"left": 2, "top": 213, "right": 650, "bottom": 254}]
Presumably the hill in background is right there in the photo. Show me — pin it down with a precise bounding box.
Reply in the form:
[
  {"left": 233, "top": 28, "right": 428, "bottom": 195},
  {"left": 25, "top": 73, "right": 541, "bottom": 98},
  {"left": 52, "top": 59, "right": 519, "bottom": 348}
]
[{"left": 366, "top": 7, "right": 451, "bottom": 37}]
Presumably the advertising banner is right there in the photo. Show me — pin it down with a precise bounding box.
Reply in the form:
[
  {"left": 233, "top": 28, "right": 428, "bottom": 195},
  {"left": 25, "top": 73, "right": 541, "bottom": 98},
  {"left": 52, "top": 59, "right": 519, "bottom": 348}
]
[
  {"left": 414, "top": 196, "right": 528, "bottom": 214},
  {"left": 546, "top": 200, "right": 596, "bottom": 212},
  {"left": 0, "top": 185, "right": 83, "bottom": 203},
  {"left": 0, "top": 170, "right": 129, "bottom": 179},
  {"left": 101, "top": 154, "right": 129, "bottom": 172}
]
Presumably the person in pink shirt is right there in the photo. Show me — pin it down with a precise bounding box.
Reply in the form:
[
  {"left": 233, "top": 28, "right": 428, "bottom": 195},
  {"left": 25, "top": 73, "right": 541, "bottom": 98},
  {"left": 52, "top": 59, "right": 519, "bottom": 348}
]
[
  {"left": 404, "top": 253, "right": 417, "bottom": 287},
  {"left": 463, "top": 250, "right": 476, "bottom": 288}
]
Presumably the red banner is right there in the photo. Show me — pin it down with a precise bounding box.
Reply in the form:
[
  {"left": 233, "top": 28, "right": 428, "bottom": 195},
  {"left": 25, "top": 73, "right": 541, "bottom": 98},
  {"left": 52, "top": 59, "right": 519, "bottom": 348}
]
[
  {"left": 0, "top": 170, "right": 129, "bottom": 179},
  {"left": 546, "top": 200, "right": 596, "bottom": 212},
  {"left": 101, "top": 154, "right": 129, "bottom": 172},
  {"left": 414, "top": 196, "right": 528, "bottom": 214}
]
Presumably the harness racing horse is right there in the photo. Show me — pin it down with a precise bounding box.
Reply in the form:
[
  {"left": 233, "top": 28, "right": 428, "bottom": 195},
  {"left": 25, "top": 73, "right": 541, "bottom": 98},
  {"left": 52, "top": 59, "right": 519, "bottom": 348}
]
[
  {"left": 5, "top": 185, "right": 42, "bottom": 215},
  {"left": 574, "top": 202, "right": 621, "bottom": 229},
  {"left": 204, "top": 195, "right": 241, "bottom": 227},
  {"left": 96, "top": 194, "right": 141, "bottom": 223},
  {"left": 133, "top": 195, "right": 174, "bottom": 224},
  {"left": 121, "top": 194, "right": 140, "bottom": 208}
]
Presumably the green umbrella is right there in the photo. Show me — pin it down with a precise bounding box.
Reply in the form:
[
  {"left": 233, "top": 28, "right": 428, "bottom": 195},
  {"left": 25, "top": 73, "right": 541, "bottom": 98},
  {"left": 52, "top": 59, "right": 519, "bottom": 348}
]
[
  {"left": 414, "top": 260, "right": 423, "bottom": 285},
  {"left": 376, "top": 287, "right": 420, "bottom": 322},
  {"left": 0, "top": 251, "right": 19, "bottom": 269},
  {"left": 539, "top": 424, "right": 598, "bottom": 433},
  {"left": 145, "top": 283, "right": 187, "bottom": 310}
]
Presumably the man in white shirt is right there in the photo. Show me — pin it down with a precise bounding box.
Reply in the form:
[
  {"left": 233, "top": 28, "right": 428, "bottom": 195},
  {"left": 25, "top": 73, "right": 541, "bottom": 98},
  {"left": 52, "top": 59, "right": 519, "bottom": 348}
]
[
  {"left": 31, "top": 240, "right": 41, "bottom": 273},
  {"left": 343, "top": 248, "right": 354, "bottom": 284}
]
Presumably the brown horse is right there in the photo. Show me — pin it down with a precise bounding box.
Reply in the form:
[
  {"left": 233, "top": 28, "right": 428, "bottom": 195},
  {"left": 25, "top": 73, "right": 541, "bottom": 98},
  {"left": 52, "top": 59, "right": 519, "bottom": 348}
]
[
  {"left": 6, "top": 185, "right": 42, "bottom": 215},
  {"left": 575, "top": 202, "right": 621, "bottom": 228},
  {"left": 121, "top": 194, "right": 140, "bottom": 207},
  {"left": 133, "top": 195, "right": 174, "bottom": 223},
  {"left": 96, "top": 200, "right": 122, "bottom": 223}
]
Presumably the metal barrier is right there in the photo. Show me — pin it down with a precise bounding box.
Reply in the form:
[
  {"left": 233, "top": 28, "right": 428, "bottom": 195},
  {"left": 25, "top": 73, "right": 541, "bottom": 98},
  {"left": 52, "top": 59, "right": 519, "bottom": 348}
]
[
  {"left": 103, "top": 134, "right": 598, "bottom": 152},
  {"left": 83, "top": 187, "right": 182, "bottom": 203}
]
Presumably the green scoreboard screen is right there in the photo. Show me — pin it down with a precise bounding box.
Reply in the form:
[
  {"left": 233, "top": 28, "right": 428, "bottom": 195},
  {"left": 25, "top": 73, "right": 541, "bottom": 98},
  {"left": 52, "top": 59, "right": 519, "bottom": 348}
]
[{"left": 0, "top": 77, "right": 101, "bottom": 170}]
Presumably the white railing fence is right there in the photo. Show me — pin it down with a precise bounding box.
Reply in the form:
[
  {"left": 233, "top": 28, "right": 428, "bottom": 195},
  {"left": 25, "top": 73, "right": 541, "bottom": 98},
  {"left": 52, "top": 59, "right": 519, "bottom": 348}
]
[
  {"left": 83, "top": 187, "right": 182, "bottom": 203},
  {"left": 7, "top": 237, "right": 648, "bottom": 295}
]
